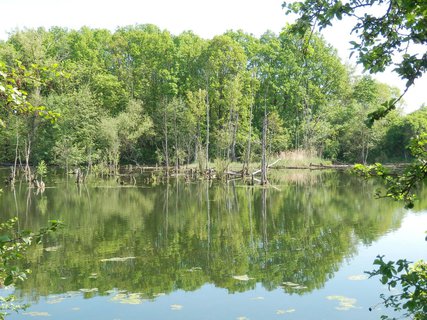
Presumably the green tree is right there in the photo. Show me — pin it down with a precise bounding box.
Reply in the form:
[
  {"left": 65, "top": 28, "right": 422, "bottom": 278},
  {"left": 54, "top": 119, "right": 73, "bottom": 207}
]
[
  {"left": 201, "top": 35, "right": 247, "bottom": 159},
  {"left": 45, "top": 87, "right": 101, "bottom": 169},
  {"left": 2, "top": 22, "right": 423, "bottom": 169},
  {"left": 116, "top": 99, "right": 153, "bottom": 164},
  {"left": 284, "top": 2, "right": 427, "bottom": 318},
  {"left": 0, "top": 59, "right": 61, "bottom": 319},
  {"left": 186, "top": 89, "right": 208, "bottom": 164},
  {"left": 341, "top": 76, "right": 401, "bottom": 163},
  {"left": 285, "top": 0, "right": 426, "bottom": 202},
  {"left": 283, "top": 0, "right": 427, "bottom": 119},
  {"left": 382, "top": 106, "right": 427, "bottom": 161}
]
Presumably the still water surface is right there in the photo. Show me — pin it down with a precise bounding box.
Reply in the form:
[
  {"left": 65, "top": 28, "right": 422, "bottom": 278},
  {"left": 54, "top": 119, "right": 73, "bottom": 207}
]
[{"left": 0, "top": 169, "right": 426, "bottom": 319}]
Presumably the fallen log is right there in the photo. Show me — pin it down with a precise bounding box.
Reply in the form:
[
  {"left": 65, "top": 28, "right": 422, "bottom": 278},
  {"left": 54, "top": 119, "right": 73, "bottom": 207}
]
[{"left": 252, "top": 158, "right": 281, "bottom": 176}]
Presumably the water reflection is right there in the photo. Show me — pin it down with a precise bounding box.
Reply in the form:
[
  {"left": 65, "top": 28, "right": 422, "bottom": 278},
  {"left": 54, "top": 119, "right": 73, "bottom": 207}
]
[{"left": 0, "top": 169, "right": 412, "bottom": 303}]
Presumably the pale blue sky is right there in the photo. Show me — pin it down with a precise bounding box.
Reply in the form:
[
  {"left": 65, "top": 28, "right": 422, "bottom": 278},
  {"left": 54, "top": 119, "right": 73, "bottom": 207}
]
[{"left": 0, "top": 0, "right": 425, "bottom": 112}]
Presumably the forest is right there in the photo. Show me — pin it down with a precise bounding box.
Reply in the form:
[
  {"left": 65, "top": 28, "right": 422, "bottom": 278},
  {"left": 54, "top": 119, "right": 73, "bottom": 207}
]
[
  {"left": 1, "top": 4, "right": 427, "bottom": 317},
  {"left": 1, "top": 24, "right": 426, "bottom": 172}
]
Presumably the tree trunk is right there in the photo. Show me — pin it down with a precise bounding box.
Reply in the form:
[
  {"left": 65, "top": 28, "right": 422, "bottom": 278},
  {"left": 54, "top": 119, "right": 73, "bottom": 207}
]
[
  {"left": 261, "top": 116, "right": 268, "bottom": 185},
  {"left": 205, "top": 77, "right": 210, "bottom": 171},
  {"left": 230, "top": 113, "right": 238, "bottom": 162},
  {"left": 261, "top": 84, "right": 268, "bottom": 185},
  {"left": 194, "top": 122, "right": 200, "bottom": 162},
  {"left": 87, "top": 145, "right": 92, "bottom": 175},
  {"left": 174, "top": 99, "right": 179, "bottom": 171},
  {"left": 163, "top": 102, "right": 169, "bottom": 174},
  {"left": 245, "top": 91, "right": 254, "bottom": 173},
  {"left": 12, "top": 131, "right": 19, "bottom": 185},
  {"left": 24, "top": 137, "right": 31, "bottom": 183}
]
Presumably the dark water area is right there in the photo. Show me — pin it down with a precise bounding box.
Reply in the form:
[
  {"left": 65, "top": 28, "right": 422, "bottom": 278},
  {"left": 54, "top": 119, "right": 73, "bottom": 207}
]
[{"left": 0, "top": 168, "right": 426, "bottom": 319}]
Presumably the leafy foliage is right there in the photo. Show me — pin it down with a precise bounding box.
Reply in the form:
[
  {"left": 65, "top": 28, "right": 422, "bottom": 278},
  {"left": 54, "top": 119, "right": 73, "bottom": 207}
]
[
  {"left": 367, "top": 256, "right": 427, "bottom": 320},
  {"left": 283, "top": 4, "right": 426, "bottom": 319},
  {"left": 36, "top": 160, "right": 47, "bottom": 181},
  {"left": 0, "top": 218, "right": 63, "bottom": 319},
  {"left": 0, "top": 61, "right": 59, "bottom": 126},
  {"left": 0, "top": 25, "right": 408, "bottom": 167},
  {"left": 283, "top": 0, "right": 427, "bottom": 119},
  {"left": 354, "top": 133, "right": 427, "bottom": 208}
]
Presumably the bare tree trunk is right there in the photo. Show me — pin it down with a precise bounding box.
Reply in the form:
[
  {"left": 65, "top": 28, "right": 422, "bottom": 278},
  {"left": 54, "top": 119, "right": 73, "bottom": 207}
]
[
  {"left": 361, "top": 143, "right": 365, "bottom": 164},
  {"left": 187, "top": 143, "right": 192, "bottom": 166},
  {"left": 295, "top": 107, "right": 300, "bottom": 150},
  {"left": 245, "top": 88, "right": 254, "bottom": 173},
  {"left": 205, "top": 77, "right": 210, "bottom": 171},
  {"left": 24, "top": 137, "right": 31, "bottom": 183},
  {"left": 303, "top": 99, "right": 311, "bottom": 151},
  {"left": 365, "top": 147, "right": 369, "bottom": 164},
  {"left": 66, "top": 156, "right": 69, "bottom": 178},
  {"left": 227, "top": 111, "right": 232, "bottom": 161},
  {"left": 163, "top": 101, "right": 170, "bottom": 175},
  {"left": 12, "top": 131, "right": 19, "bottom": 186},
  {"left": 227, "top": 93, "right": 235, "bottom": 162},
  {"left": 230, "top": 114, "right": 238, "bottom": 162},
  {"left": 174, "top": 99, "right": 179, "bottom": 171},
  {"left": 194, "top": 122, "right": 200, "bottom": 162},
  {"left": 361, "top": 131, "right": 368, "bottom": 165},
  {"left": 363, "top": 137, "right": 370, "bottom": 164},
  {"left": 261, "top": 116, "right": 268, "bottom": 185},
  {"left": 87, "top": 145, "right": 92, "bottom": 175},
  {"left": 261, "top": 84, "right": 268, "bottom": 185}
]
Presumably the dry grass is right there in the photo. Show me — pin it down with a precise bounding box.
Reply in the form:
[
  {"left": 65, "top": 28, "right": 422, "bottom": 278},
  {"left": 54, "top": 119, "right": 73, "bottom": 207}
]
[
  {"left": 278, "top": 149, "right": 331, "bottom": 167},
  {"left": 178, "top": 149, "right": 331, "bottom": 172}
]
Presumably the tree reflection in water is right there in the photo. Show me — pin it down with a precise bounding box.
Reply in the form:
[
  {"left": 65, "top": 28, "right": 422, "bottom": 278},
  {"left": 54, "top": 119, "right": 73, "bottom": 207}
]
[{"left": 0, "top": 169, "right": 412, "bottom": 302}]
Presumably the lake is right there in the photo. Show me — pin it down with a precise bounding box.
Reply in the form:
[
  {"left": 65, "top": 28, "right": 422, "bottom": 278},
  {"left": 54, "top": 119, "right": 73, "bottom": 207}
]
[{"left": 0, "top": 168, "right": 426, "bottom": 319}]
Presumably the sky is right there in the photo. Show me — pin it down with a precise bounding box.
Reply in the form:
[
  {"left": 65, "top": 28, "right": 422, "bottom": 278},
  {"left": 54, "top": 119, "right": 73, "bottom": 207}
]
[{"left": 0, "top": 0, "right": 425, "bottom": 113}]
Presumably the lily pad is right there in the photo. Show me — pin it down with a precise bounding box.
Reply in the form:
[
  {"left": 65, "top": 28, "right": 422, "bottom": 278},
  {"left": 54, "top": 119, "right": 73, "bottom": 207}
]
[
  {"left": 111, "top": 293, "right": 145, "bottom": 305},
  {"left": 47, "top": 297, "right": 64, "bottom": 304},
  {"left": 276, "top": 308, "right": 296, "bottom": 314},
  {"left": 170, "top": 304, "right": 183, "bottom": 310},
  {"left": 326, "top": 295, "right": 358, "bottom": 311},
  {"left": 22, "top": 311, "right": 51, "bottom": 317}
]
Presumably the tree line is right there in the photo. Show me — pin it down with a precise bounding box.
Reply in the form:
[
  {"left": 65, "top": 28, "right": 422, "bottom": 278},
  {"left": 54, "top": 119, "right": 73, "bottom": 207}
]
[{"left": 0, "top": 25, "right": 426, "bottom": 171}]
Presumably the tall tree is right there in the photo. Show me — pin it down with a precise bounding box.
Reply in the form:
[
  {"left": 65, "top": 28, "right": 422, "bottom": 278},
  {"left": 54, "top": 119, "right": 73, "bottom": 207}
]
[
  {"left": 284, "top": 2, "right": 427, "bottom": 318},
  {"left": 283, "top": 0, "right": 427, "bottom": 119}
]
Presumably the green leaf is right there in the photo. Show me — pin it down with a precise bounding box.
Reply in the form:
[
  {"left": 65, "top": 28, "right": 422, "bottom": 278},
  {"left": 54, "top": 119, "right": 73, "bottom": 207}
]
[{"left": 4, "top": 275, "right": 13, "bottom": 286}]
